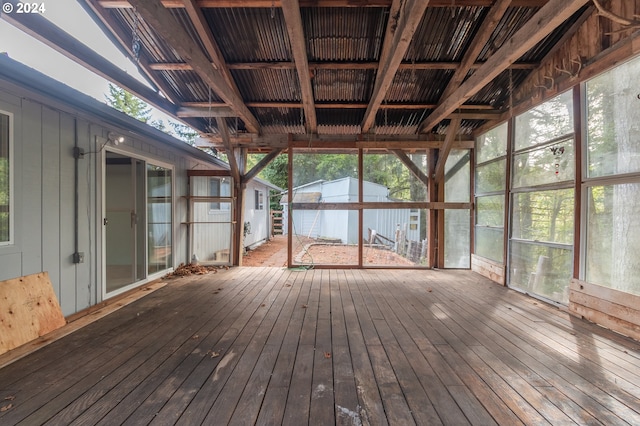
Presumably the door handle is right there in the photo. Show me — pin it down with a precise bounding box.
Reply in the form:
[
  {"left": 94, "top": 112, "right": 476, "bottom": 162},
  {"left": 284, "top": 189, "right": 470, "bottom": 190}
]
[
  {"left": 131, "top": 211, "right": 137, "bottom": 227},
  {"left": 104, "top": 217, "right": 108, "bottom": 226}
]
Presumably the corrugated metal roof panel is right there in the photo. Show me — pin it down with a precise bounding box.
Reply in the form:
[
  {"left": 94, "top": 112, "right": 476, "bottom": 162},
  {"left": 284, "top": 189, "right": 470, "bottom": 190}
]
[
  {"left": 252, "top": 107, "right": 305, "bottom": 134},
  {"left": 313, "top": 69, "right": 375, "bottom": 103},
  {"left": 374, "top": 109, "right": 429, "bottom": 135},
  {"left": 477, "top": 7, "right": 539, "bottom": 61},
  {"left": 384, "top": 70, "right": 453, "bottom": 104},
  {"left": 204, "top": 8, "right": 292, "bottom": 62},
  {"left": 407, "top": 6, "right": 485, "bottom": 62},
  {"left": 114, "top": 9, "right": 182, "bottom": 63},
  {"left": 468, "top": 69, "right": 530, "bottom": 108},
  {"left": 232, "top": 69, "right": 301, "bottom": 102},
  {"left": 317, "top": 109, "right": 363, "bottom": 135},
  {"left": 302, "top": 7, "right": 387, "bottom": 62},
  {"left": 160, "top": 70, "right": 223, "bottom": 103}
]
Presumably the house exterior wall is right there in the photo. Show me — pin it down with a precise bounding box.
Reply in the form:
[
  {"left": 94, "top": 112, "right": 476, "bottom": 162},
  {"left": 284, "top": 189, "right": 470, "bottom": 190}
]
[{"left": 0, "top": 80, "right": 223, "bottom": 316}]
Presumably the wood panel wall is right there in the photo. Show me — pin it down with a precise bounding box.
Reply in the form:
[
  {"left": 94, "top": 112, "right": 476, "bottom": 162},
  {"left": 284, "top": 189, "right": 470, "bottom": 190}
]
[
  {"left": 471, "top": 254, "right": 505, "bottom": 285},
  {"left": 512, "top": 0, "right": 640, "bottom": 114},
  {"left": 569, "top": 279, "right": 640, "bottom": 341}
]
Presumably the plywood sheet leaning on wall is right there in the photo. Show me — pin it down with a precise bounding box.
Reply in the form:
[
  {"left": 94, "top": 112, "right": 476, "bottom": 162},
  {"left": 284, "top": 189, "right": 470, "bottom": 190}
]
[{"left": 0, "top": 272, "right": 66, "bottom": 355}]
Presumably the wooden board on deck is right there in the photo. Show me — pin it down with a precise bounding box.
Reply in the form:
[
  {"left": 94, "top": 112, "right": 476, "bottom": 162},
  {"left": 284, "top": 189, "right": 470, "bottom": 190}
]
[
  {"left": 569, "top": 278, "right": 640, "bottom": 341},
  {"left": 472, "top": 254, "right": 505, "bottom": 285},
  {"left": 0, "top": 272, "right": 66, "bottom": 355}
]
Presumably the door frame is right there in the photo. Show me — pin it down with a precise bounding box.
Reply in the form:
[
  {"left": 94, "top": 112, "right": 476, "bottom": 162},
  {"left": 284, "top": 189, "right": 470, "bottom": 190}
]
[{"left": 100, "top": 144, "right": 175, "bottom": 300}]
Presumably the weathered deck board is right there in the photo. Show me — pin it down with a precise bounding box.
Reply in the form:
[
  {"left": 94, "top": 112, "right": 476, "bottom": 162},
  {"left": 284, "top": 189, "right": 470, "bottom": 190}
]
[{"left": 0, "top": 267, "right": 639, "bottom": 425}]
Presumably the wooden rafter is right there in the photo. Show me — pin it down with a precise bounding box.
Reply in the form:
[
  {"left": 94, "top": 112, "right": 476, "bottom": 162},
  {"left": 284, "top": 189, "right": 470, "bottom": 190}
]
[
  {"left": 389, "top": 149, "right": 429, "bottom": 188},
  {"left": 0, "top": 3, "right": 177, "bottom": 116},
  {"left": 439, "top": 0, "right": 513, "bottom": 101},
  {"left": 216, "top": 117, "right": 241, "bottom": 183},
  {"left": 176, "top": 106, "right": 236, "bottom": 118},
  {"left": 99, "top": 0, "right": 549, "bottom": 8},
  {"left": 149, "top": 61, "right": 539, "bottom": 71},
  {"left": 433, "top": 118, "right": 461, "bottom": 183},
  {"left": 126, "top": 0, "right": 261, "bottom": 134},
  {"left": 182, "top": 101, "right": 498, "bottom": 111},
  {"left": 181, "top": 0, "right": 240, "bottom": 93},
  {"left": 243, "top": 149, "right": 283, "bottom": 183},
  {"left": 83, "top": 0, "right": 182, "bottom": 107},
  {"left": 361, "top": 0, "right": 431, "bottom": 133},
  {"left": 417, "top": 0, "right": 591, "bottom": 134},
  {"left": 280, "top": 0, "right": 317, "bottom": 133}
]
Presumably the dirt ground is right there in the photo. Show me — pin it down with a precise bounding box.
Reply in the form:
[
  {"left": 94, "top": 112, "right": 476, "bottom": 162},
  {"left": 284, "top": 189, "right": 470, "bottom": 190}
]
[{"left": 242, "top": 235, "right": 416, "bottom": 267}]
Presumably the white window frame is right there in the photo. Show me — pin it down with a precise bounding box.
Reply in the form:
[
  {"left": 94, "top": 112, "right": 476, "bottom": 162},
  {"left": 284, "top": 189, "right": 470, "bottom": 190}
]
[
  {"left": 0, "top": 110, "right": 13, "bottom": 246},
  {"left": 255, "top": 189, "right": 264, "bottom": 210},
  {"left": 209, "top": 177, "right": 231, "bottom": 212}
]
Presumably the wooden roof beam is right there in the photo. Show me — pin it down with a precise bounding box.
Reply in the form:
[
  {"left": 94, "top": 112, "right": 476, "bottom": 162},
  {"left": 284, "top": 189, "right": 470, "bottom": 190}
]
[
  {"left": 243, "top": 149, "right": 283, "bottom": 183},
  {"left": 127, "top": 0, "right": 261, "bottom": 134},
  {"left": 390, "top": 149, "right": 429, "bottom": 188},
  {"left": 150, "top": 61, "right": 539, "bottom": 71},
  {"left": 181, "top": 0, "right": 241, "bottom": 94},
  {"left": 99, "top": 1, "right": 549, "bottom": 8},
  {"left": 182, "top": 101, "right": 498, "bottom": 111},
  {"left": 176, "top": 106, "right": 236, "bottom": 118},
  {"left": 417, "top": 0, "right": 590, "bottom": 134},
  {"left": 361, "top": 0, "right": 431, "bottom": 133},
  {"left": 433, "top": 118, "right": 461, "bottom": 183},
  {"left": 216, "top": 117, "right": 241, "bottom": 183},
  {"left": 439, "top": 0, "right": 513, "bottom": 101},
  {"left": 281, "top": 0, "right": 317, "bottom": 133}
]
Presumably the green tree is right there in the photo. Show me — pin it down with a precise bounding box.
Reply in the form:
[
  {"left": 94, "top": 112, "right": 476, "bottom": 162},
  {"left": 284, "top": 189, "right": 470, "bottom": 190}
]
[
  {"left": 105, "top": 83, "right": 151, "bottom": 123},
  {"left": 169, "top": 121, "right": 199, "bottom": 145}
]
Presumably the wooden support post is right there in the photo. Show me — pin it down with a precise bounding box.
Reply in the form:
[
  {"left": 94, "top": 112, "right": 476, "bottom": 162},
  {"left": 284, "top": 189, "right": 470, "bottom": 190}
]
[
  {"left": 287, "top": 137, "right": 294, "bottom": 268},
  {"left": 572, "top": 85, "right": 583, "bottom": 279},
  {"left": 437, "top": 177, "right": 446, "bottom": 268},
  {"left": 234, "top": 147, "right": 247, "bottom": 266},
  {"left": 427, "top": 149, "right": 438, "bottom": 268},
  {"left": 358, "top": 148, "right": 363, "bottom": 267}
]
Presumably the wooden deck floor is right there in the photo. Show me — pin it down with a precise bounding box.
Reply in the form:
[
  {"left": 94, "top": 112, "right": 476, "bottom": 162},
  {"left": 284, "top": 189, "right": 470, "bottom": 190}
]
[{"left": 1, "top": 267, "right": 639, "bottom": 425}]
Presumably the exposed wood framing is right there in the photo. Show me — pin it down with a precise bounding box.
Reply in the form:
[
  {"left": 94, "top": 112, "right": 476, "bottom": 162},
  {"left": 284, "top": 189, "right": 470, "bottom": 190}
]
[
  {"left": 361, "top": 0, "right": 431, "bottom": 133},
  {"left": 177, "top": 107, "right": 236, "bottom": 118},
  {"left": 417, "top": 0, "right": 591, "bottom": 133},
  {"left": 1, "top": 4, "right": 178, "bottom": 116},
  {"left": 126, "top": 0, "right": 261, "bottom": 134},
  {"left": 243, "top": 149, "right": 283, "bottom": 183},
  {"left": 181, "top": 0, "right": 242, "bottom": 93},
  {"left": 439, "top": 0, "right": 513, "bottom": 101},
  {"left": 83, "top": 0, "right": 182, "bottom": 107},
  {"left": 182, "top": 101, "right": 498, "bottom": 110},
  {"left": 216, "top": 117, "right": 240, "bottom": 184},
  {"left": 149, "top": 61, "right": 539, "bottom": 71},
  {"left": 198, "top": 135, "right": 474, "bottom": 152},
  {"left": 98, "top": 0, "right": 549, "bottom": 8},
  {"left": 290, "top": 202, "right": 471, "bottom": 210},
  {"left": 433, "top": 118, "right": 461, "bottom": 183},
  {"left": 280, "top": 0, "right": 317, "bottom": 133},
  {"left": 389, "top": 149, "right": 429, "bottom": 188}
]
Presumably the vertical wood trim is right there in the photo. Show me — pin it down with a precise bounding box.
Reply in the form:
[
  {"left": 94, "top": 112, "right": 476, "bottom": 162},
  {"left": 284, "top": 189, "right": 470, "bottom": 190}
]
[
  {"left": 427, "top": 149, "right": 438, "bottom": 268},
  {"left": 503, "top": 118, "right": 514, "bottom": 285},
  {"left": 469, "top": 143, "right": 475, "bottom": 260},
  {"left": 437, "top": 179, "right": 445, "bottom": 268},
  {"left": 234, "top": 147, "right": 247, "bottom": 266},
  {"left": 358, "top": 148, "right": 363, "bottom": 267},
  {"left": 287, "top": 137, "right": 293, "bottom": 268},
  {"left": 572, "top": 85, "right": 583, "bottom": 279}
]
